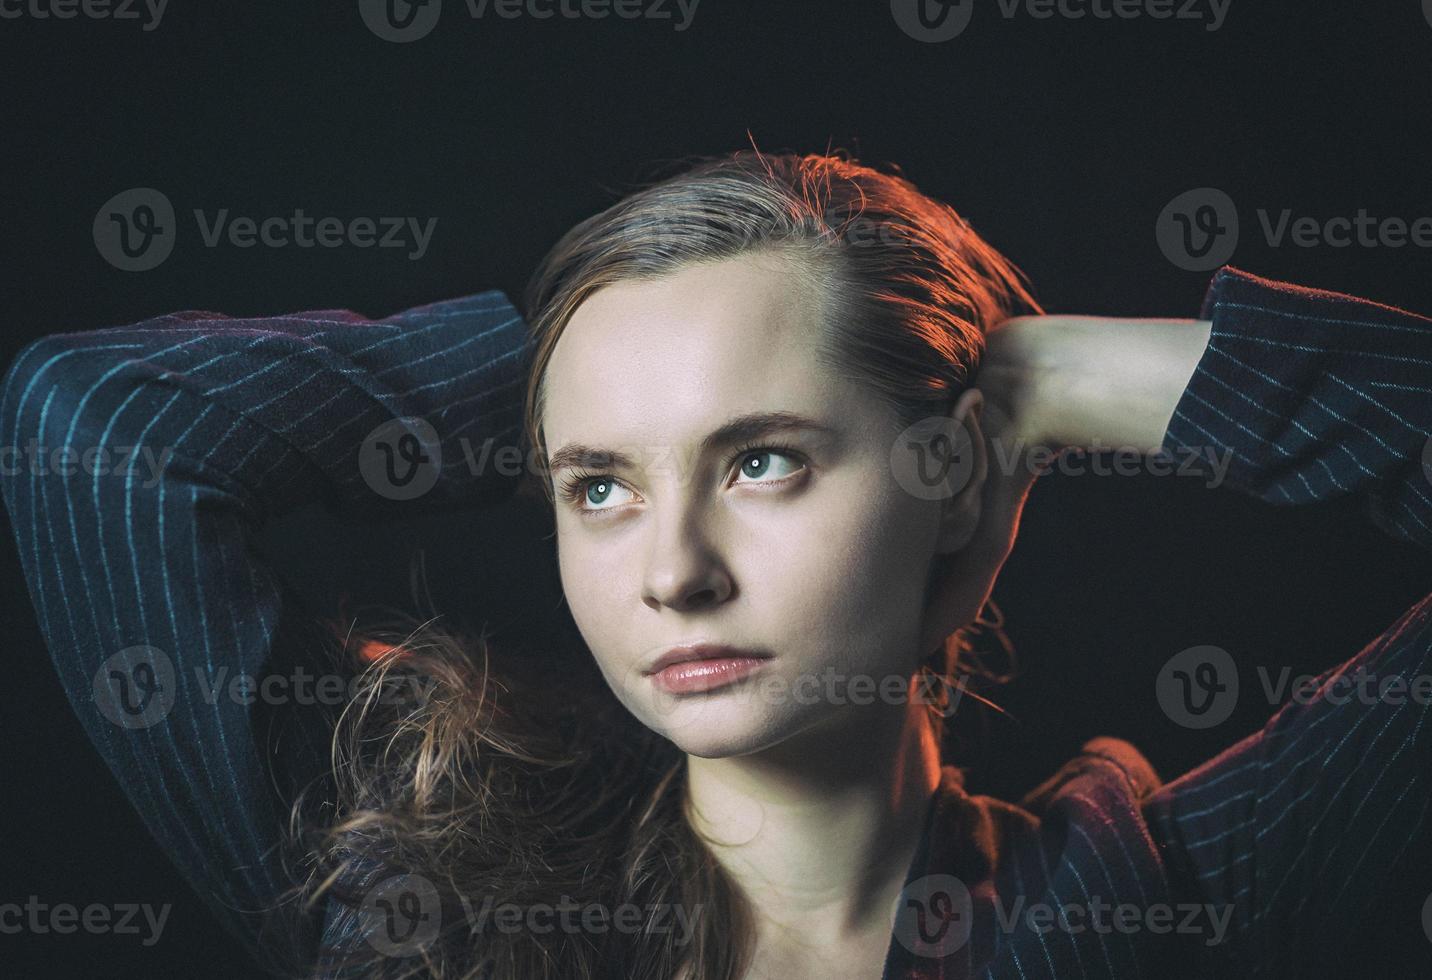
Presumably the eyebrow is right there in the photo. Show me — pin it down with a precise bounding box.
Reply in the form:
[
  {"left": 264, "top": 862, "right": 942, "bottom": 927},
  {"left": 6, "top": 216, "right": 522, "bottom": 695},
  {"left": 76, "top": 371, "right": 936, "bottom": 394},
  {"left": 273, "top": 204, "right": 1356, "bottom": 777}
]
[{"left": 546, "top": 410, "right": 837, "bottom": 476}]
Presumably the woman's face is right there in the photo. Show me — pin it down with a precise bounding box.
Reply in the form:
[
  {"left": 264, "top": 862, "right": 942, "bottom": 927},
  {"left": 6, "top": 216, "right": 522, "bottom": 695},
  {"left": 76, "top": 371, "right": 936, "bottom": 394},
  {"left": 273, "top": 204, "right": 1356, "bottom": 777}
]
[{"left": 540, "top": 250, "right": 959, "bottom": 758}]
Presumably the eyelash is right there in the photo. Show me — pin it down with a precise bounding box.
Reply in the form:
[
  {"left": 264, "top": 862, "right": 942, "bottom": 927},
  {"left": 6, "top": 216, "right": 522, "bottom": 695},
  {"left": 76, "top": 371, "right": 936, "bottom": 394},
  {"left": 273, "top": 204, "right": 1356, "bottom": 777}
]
[{"left": 556, "top": 441, "right": 807, "bottom": 515}]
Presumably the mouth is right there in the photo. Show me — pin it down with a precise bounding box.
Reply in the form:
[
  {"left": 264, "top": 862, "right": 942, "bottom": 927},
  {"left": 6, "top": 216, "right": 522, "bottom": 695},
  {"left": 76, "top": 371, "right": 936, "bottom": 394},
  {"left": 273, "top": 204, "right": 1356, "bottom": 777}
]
[{"left": 644, "top": 643, "right": 773, "bottom": 695}]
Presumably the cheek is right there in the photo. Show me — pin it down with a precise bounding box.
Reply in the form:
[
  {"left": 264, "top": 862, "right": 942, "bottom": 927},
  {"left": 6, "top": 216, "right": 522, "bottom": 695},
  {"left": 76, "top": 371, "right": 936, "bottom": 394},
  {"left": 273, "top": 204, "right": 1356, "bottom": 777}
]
[
  {"left": 554, "top": 519, "right": 658, "bottom": 702},
  {"left": 775, "top": 481, "right": 936, "bottom": 668},
  {"left": 555, "top": 524, "right": 623, "bottom": 650}
]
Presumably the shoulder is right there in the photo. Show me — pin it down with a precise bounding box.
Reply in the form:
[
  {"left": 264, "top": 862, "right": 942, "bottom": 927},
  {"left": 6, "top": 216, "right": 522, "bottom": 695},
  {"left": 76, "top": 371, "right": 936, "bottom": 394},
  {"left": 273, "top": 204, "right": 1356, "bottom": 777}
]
[
  {"left": 1018, "top": 736, "right": 1164, "bottom": 815},
  {"left": 937, "top": 737, "right": 1164, "bottom": 848}
]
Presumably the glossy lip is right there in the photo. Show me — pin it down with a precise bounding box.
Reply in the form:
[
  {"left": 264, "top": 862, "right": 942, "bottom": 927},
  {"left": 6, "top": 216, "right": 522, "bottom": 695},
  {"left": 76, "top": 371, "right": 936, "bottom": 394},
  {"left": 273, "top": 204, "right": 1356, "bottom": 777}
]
[
  {"left": 649, "top": 656, "right": 770, "bottom": 696},
  {"left": 643, "top": 642, "right": 772, "bottom": 677}
]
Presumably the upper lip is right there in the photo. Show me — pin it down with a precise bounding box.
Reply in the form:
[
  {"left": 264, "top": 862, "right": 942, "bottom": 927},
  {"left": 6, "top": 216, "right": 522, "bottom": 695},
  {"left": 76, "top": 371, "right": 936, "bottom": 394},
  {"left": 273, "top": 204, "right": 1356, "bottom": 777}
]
[{"left": 644, "top": 643, "right": 772, "bottom": 676}]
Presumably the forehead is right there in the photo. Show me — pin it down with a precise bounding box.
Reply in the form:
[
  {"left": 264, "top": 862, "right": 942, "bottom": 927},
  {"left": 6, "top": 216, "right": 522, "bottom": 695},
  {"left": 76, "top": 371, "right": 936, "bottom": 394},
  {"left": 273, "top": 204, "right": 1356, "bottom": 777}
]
[{"left": 542, "top": 252, "right": 844, "bottom": 447}]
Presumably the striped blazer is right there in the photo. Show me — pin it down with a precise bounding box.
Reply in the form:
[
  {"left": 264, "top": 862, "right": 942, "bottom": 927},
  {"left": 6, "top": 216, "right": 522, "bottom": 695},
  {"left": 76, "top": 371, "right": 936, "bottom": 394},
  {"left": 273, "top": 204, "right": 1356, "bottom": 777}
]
[{"left": 2, "top": 266, "right": 1429, "bottom": 977}]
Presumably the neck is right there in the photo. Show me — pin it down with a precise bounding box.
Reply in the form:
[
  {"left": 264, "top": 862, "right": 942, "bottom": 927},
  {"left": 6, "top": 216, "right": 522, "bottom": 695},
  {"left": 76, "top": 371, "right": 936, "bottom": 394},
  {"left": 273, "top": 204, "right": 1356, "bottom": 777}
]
[{"left": 683, "top": 697, "right": 942, "bottom": 943}]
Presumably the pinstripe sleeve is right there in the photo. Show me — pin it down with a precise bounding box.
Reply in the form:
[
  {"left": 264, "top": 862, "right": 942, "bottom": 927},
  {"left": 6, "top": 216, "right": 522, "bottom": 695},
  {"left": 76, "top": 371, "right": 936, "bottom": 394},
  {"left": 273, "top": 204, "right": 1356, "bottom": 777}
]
[
  {"left": 0, "top": 292, "right": 530, "bottom": 974},
  {"left": 1143, "top": 266, "right": 1432, "bottom": 975}
]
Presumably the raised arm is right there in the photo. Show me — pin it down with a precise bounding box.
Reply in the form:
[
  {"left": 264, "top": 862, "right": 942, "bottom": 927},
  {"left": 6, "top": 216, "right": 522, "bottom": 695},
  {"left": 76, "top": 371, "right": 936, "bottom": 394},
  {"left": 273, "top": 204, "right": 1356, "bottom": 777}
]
[
  {"left": 1139, "top": 267, "right": 1432, "bottom": 974},
  {"left": 0, "top": 292, "right": 530, "bottom": 974}
]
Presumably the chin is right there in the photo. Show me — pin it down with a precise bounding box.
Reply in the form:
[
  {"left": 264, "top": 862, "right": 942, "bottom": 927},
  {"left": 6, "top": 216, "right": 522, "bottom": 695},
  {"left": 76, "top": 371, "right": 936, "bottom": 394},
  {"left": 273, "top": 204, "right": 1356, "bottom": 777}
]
[
  {"left": 642, "top": 697, "right": 822, "bottom": 759},
  {"left": 666, "top": 727, "right": 781, "bottom": 759}
]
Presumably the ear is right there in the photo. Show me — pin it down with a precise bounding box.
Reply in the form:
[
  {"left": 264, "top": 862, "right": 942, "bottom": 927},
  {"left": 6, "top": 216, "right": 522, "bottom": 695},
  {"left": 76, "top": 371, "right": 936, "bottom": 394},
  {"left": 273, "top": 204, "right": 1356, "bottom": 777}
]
[{"left": 933, "top": 387, "right": 988, "bottom": 556}]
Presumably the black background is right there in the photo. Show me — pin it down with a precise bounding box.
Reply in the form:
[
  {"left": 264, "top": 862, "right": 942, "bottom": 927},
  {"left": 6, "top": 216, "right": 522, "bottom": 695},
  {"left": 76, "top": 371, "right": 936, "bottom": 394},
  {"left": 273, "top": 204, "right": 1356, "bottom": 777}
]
[{"left": 4, "top": 1, "right": 1432, "bottom": 976}]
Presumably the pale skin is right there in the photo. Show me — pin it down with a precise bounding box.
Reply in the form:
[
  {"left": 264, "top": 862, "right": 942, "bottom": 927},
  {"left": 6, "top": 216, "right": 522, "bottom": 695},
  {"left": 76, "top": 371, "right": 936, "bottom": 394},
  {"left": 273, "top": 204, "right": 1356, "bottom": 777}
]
[{"left": 538, "top": 249, "right": 1213, "bottom": 980}]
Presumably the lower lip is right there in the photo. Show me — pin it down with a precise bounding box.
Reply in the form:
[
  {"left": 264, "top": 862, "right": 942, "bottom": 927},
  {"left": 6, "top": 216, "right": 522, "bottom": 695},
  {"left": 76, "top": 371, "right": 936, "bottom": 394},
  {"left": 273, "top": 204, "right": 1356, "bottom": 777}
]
[{"left": 649, "top": 657, "right": 770, "bottom": 695}]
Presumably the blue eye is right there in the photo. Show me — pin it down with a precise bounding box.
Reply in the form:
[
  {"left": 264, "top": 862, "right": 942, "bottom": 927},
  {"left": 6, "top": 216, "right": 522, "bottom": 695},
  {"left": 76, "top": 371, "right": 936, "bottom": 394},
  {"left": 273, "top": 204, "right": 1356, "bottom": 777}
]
[
  {"left": 574, "top": 477, "right": 635, "bottom": 511},
  {"left": 733, "top": 449, "right": 803, "bottom": 484},
  {"left": 556, "top": 443, "right": 807, "bottom": 517}
]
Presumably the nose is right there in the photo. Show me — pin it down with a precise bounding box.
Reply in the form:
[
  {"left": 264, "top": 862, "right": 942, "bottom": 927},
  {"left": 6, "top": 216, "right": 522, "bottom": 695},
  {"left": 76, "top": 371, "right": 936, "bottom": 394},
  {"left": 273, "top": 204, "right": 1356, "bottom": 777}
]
[{"left": 641, "top": 500, "right": 733, "bottom": 613}]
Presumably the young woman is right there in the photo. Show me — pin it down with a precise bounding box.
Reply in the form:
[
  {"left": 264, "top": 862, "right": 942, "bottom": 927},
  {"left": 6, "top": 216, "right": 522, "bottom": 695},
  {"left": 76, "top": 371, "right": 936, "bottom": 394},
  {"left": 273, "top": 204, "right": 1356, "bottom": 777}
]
[{"left": 3, "top": 151, "right": 1429, "bottom": 979}]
